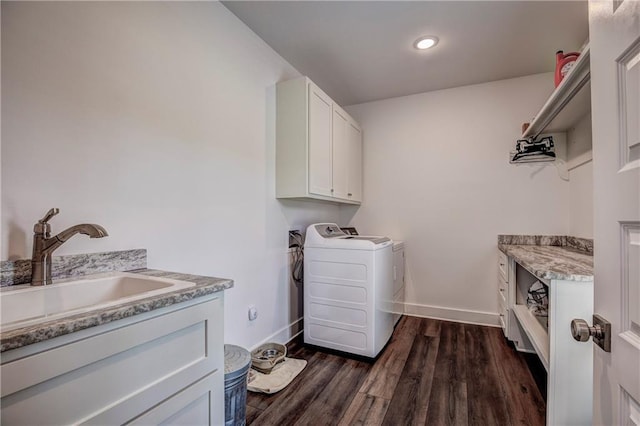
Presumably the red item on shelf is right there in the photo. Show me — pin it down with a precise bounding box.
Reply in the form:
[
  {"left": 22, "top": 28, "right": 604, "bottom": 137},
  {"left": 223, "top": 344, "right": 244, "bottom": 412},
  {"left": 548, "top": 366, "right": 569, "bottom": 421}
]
[{"left": 555, "top": 50, "right": 581, "bottom": 87}]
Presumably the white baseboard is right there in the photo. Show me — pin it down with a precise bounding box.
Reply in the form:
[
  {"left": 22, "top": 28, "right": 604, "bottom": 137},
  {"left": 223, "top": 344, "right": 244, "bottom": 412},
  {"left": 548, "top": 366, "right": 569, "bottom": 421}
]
[
  {"left": 251, "top": 317, "right": 303, "bottom": 351},
  {"left": 253, "top": 305, "right": 498, "bottom": 352},
  {"left": 403, "top": 302, "right": 501, "bottom": 327}
]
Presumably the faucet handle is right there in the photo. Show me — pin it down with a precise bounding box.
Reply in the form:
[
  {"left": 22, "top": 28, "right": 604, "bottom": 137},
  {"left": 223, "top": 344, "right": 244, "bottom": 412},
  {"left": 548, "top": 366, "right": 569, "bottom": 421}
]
[{"left": 39, "top": 208, "right": 60, "bottom": 224}]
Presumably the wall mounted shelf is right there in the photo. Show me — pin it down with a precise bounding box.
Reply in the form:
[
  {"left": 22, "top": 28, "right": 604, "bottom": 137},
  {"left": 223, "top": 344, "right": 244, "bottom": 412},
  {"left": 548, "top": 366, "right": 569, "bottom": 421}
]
[{"left": 523, "top": 44, "right": 591, "bottom": 140}]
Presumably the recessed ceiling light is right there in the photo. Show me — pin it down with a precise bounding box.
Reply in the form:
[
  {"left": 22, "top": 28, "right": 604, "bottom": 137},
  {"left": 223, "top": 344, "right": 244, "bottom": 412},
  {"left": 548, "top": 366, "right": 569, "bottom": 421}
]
[{"left": 414, "top": 36, "right": 439, "bottom": 50}]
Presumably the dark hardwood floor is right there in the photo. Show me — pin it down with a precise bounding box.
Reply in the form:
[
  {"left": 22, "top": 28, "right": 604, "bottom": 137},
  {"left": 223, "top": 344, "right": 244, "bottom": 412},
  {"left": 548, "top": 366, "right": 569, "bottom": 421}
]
[{"left": 246, "top": 316, "right": 546, "bottom": 426}]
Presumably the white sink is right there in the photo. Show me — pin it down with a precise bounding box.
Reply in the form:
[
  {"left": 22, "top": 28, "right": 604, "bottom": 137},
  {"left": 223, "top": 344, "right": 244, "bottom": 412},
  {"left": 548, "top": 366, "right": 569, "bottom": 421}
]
[{"left": 0, "top": 272, "right": 195, "bottom": 331}]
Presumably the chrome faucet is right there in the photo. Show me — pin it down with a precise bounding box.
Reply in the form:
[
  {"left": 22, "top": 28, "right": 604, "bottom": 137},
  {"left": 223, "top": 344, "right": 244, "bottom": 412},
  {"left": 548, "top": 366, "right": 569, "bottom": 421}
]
[{"left": 31, "top": 208, "right": 108, "bottom": 286}]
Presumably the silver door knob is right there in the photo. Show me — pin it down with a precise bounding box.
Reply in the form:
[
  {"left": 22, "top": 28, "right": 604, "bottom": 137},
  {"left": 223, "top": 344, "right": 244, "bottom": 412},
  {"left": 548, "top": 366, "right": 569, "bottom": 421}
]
[
  {"left": 571, "top": 319, "right": 596, "bottom": 342},
  {"left": 570, "top": 315, "right": 611, "bottom": 352}
]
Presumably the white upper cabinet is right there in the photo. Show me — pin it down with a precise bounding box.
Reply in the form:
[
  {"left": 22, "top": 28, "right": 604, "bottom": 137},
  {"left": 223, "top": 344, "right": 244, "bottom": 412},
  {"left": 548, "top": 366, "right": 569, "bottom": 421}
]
[
  {"left": 276, "top": 77, "right": 362, "bottom": 205},
  {"left": 346, "top": 121, "right": 363, "bottom": 202},
  {"left": 308, "top": 84, "right": 333, "bottom": 197},
  {"left": 332, "top": 106, "right": 350, "bottom": 200}
]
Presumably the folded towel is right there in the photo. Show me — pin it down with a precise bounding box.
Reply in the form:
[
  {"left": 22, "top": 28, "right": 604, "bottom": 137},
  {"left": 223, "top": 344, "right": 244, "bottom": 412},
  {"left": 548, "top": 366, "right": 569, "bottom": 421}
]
[{"left": 247, "top": 357, "right": 307, "bottom": 394}]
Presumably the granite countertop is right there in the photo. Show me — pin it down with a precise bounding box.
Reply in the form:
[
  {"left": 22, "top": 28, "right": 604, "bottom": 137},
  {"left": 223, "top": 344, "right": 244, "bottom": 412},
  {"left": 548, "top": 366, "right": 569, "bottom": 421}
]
[
  {"left": 0, "top": 269, "right": 233, "bottom": 352},
  {"left": 498, "top": 244, "right": 593, "bottom": 282}
]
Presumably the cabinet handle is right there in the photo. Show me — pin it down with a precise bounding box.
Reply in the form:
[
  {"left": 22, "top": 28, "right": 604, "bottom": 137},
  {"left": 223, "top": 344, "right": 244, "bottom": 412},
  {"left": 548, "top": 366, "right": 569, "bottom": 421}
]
[
  {"left": 331, "top": 189, "right": 334, "bottom": 192},
  {"left": 348, "top": 193, "right": 352, "bottom": 197}
]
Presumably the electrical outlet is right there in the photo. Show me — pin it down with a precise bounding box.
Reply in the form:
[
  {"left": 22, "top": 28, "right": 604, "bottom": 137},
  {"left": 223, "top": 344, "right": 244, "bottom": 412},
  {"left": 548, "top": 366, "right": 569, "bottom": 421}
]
[{"left": 248, "top": 305, "right": 258, "bottom": 321}]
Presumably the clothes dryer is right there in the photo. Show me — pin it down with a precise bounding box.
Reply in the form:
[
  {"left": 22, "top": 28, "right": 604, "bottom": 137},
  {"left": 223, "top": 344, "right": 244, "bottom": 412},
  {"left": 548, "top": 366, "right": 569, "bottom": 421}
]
[{"left": 303, "top": 223, "right": 394, "bottom": 357}]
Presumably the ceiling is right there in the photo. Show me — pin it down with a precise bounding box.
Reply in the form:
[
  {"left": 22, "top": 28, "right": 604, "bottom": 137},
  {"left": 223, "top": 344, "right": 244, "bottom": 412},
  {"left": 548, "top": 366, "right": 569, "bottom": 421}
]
[{"left": 222, "top": 1, "right": 589, "bottom": 106}]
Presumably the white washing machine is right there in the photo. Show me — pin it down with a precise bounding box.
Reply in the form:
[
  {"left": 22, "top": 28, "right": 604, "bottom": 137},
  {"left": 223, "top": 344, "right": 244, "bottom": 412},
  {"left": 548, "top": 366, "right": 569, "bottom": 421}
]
[
  {"left": 303, "top": 223, "right": 394, "bottom": 357},
  {"left": 392, "top": 240, "right": 406, "bottom": 326}
]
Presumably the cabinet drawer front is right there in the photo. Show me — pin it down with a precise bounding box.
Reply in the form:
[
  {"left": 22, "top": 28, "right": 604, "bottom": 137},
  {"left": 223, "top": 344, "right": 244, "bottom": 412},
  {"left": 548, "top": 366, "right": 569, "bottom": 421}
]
[
  {"left": 498, "top": 275, "right": 508, "bottom": 303},
  {"left": 498, "top": 287, "right": 507, "bottom": 307},
  {"left": 498, "top": 251, "right": 509, "bottom": 281},
  {"left": 498, "top": 292, "right": 508, "bottom": 333},
  {"left": 498, "top": 311, "right": 506, "bottom": 330},
  {"left": 128, "top": 370, "right": 223, "bottom": 426},
  {"left": 498, "top": 288, "right": 508, "bottom": 314},
  {"left": 1, "top": 297, "right": 223, "bottom": 425}
]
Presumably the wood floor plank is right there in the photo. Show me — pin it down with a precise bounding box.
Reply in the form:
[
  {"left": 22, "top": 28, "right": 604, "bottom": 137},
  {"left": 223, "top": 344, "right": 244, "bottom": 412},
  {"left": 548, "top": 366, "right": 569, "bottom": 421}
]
[
  {"left": 294, "top": 357, "right": 372, "bottom": 425},
  {"left": 423, "top": 317, "right": 442, "bottom": 337},
  {"left": 249, "top": 351, "right": 347, "bottom": 425},
  {"left": 464, "top": 324, "right": 511, "bottom": 425},
  {"left": 246, "top": 342, "right": 319, "bottom": 411},
  {"left": 338, "top": 392, "right": 391, "bottom": 426},
  {"left": 245, "top": 391, "right": 271, "bottom": 411},
  {"left": 382, "top": 320, "right": 440, "bottom": 426},
  {"left": 486, "top": 328, "right": 546, "bottom": 425},
  {"left": 246, "top": 317, "right": 547, "bottom": 426},
  {"left": 285, "top": 336, "right": 307, "bottom": 357},
  {"left": 245, "top": 404, "right": 263, "bottom": 425},
  {"left": 425, "top": 321, "right": 469, "bottom": 426},
  {"left": 358, "top": 316, "right": 421, "bottom": 399}
]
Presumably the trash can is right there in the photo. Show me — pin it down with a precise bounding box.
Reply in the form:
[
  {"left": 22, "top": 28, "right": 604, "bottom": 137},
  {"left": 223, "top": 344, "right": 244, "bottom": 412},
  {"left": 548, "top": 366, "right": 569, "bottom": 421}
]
[{"left": 224, "top": 344, "right": 251, "bottom": 426}]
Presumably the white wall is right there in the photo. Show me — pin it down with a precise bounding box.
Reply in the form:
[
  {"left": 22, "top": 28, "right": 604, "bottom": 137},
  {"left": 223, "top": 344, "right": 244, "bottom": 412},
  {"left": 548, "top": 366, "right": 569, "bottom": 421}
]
[
  {"left": 568, "top": 162, "right": 593, "bottom": 239},
  {"left": 567, "top": 113, "right": 593, "bottom": 239},
  {"left": 343, "top": 73, "right": 571, "bottom": 324},
  {"left": 1, "top": 1, "right": 340, "bottom": 349}
]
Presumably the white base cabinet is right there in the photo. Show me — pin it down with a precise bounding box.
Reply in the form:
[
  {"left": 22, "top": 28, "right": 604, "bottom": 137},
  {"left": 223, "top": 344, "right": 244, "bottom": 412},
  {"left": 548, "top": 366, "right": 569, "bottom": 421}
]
[
  {"left": 1, "top": 294, "right": 225, "bottom": 425},
  {"left": 499, "top": 251, "right": 593, "bottom": 426}
]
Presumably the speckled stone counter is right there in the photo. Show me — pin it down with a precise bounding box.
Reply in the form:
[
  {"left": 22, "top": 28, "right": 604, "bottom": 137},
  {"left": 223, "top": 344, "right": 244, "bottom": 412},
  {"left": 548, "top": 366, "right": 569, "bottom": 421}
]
[
  {"left": 498, "top": 238, "right": 593, "bottom": 282},
  {"left": 0, "top": 269, "right": 233, "bottom": 352},
  {"left": 497, "top": 234, "right": 593, "bottom": 254}
]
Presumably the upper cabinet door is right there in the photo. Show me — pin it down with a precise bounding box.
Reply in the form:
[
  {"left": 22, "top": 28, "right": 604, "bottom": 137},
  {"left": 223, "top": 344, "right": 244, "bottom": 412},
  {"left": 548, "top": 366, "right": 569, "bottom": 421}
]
[
  {"left": 332, "top": 106, "right": 350, "bottom": 200},
  {"left": 347, "top": 121, "right": 363, "bottom": 202},
  {"left": 308, "top": 83, "right": 333, "bottom": 197}
]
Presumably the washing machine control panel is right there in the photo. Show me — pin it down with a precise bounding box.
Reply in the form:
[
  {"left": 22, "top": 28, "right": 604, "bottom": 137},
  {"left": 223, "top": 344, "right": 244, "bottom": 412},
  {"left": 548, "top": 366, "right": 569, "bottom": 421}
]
[{"left": 315, "top": 224, "right": 346, "bottom": 238}]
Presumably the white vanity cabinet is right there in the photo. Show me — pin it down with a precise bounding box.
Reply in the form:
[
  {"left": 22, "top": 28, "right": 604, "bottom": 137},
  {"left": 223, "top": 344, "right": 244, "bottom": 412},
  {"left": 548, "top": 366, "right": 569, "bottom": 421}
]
[
  {"left": 500, "top": 249, "right": 593, "bottom": 425},
  {"left": 276, "top": 76, "right": 362, "bottom": 204},
  {"left": 0, "top": 294, "right": 225, "bottom": 425}
]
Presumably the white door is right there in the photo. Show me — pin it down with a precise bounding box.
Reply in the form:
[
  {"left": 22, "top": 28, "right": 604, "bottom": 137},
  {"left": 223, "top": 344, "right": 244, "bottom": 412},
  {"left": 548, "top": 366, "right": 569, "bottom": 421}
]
[
  {"left": 347, "top": 121, "right": 363, "bottom": 202},
  {"left": 308, "top": 83, "right": 333, "bottom": 197},
  {"left": 332, "top": 106, "right": 349, "bottom": 200},
  {"left": 590, "top": 0, "right": 640, "bottom": 423}
]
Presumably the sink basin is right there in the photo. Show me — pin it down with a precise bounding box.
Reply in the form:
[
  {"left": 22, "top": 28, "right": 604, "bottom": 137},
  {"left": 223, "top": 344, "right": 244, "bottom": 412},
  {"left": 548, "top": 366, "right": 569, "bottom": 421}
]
[{"left": 0, "top": 272, "right": 195, "bottom": 331}]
